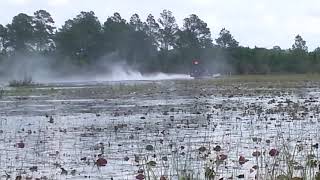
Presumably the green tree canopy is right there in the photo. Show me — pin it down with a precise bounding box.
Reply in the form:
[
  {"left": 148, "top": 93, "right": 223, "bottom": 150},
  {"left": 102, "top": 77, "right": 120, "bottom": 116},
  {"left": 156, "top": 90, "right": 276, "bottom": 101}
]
[
  {"left": 292, "top": 34, "right": 308, "bottom": 53},
  {"left": 1, "top": 9, "right": 320, "bottom": 76},
  {"left": 176, "top": 14, "right": 212, "bottom": 49},
  {"left": 103, "top": 12, "right": 130, "bottom": 54},
  {"left": 0, "top": 24, "right": 9, "bottom": 54},
  {"left": 216, "top": 28, "right": 239, "bottom": 48},
  {"left": 6, "top": 13, "right": 34, "bottom": 52},
  {"left": 33, "top": 10, "right": 56, "bottom": 52},
  {"left": 158, "top": 10, "right": 179, "bottom": 51},
  {"left": 55, "top": 11, "right": 103, "bottom": 65},
  {"left": 144, "top": 14, "right": 160, "bottom": 48},
  {"left": 313, "top": 47, "right": 320, "bottom": 54},
  {"left": 129, "top": 14, "right": 143, "bottom": 32}
]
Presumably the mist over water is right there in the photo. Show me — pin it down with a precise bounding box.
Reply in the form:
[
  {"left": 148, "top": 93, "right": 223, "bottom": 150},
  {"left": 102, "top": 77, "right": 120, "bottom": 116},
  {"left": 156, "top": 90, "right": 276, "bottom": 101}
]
[
  {"left": 0, "top": 55, "right": 192, "bottom": 85},
  {"left": 97, "top": 65, "right": 192, "bottom": 81},
  {"left": 38, "top": 67, "right": 192, "bottom": 84}
]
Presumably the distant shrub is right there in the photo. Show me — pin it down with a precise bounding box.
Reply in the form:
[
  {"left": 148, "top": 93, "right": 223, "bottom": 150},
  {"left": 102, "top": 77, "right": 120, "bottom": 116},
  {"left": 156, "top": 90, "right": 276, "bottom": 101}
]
[
  {"left": 8, "top": 76, "right": 37, "bottom": 87},
  {"left": 0, "top": 88, "right": 3, "bottom": 98}
]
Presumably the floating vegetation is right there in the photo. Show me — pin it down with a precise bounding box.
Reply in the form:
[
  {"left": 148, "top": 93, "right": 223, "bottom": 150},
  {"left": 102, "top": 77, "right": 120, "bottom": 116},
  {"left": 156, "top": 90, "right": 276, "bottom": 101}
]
[{"left": 0, "top": 78, "right": 319, "bottom": 179}]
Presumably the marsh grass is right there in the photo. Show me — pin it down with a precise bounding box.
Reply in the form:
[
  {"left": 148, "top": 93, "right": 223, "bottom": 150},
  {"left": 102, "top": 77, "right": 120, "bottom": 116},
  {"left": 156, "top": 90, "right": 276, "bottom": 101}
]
[
  {"left": 175, "top": 74, "right": 320, "bottom": 90},
  {"left": 217, "top": 74, "right": 320, "bottom": 82}
]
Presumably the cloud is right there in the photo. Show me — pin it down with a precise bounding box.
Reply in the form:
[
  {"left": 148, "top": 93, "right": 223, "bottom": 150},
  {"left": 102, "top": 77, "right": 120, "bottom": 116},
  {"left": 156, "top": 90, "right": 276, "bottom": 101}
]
[
  {"left": 191, "top": 0, "right": 211, "bottom": 5},
  {"left": 10, "top": 0, "right": 31, "bottom": 5},
  {"left": 0, "top": 0, "right": 320, "bottom": 50},
  {"left": 48, "top": 0, "right": 69, "bottom": 6}
]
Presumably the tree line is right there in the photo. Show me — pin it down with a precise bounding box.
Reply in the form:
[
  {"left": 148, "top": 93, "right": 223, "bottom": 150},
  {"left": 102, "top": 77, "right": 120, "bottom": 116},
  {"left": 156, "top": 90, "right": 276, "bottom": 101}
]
[{"left": 0, "top": 9, "right": 320, "bottom": 76}]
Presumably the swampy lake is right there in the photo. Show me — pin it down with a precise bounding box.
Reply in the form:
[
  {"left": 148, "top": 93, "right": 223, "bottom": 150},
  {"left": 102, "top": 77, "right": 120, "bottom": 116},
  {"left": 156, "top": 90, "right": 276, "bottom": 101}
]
[{"left": 0, "top": 75, "right": 320, "bottom": 180}]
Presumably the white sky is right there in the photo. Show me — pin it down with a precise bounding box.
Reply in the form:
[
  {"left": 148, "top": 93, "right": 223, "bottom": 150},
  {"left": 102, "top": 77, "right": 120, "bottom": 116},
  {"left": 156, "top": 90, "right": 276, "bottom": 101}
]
[{"left": 1, "top": 0, "right": 320, "bottom": 50}]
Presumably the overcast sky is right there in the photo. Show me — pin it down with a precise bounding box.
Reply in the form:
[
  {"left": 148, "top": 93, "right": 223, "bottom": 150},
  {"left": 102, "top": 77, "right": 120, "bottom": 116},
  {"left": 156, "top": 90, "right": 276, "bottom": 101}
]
[{"left": 1, "top": 0, "right": 320, "bottom": 50}]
